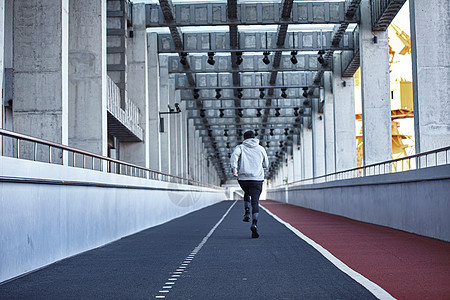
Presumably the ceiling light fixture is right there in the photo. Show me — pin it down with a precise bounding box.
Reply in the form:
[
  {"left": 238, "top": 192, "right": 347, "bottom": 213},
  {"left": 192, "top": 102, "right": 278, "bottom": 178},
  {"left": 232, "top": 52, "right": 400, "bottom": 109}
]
[
  {"left": 317, "top": 50, "right": 325, "bottom": 65},
  {"left": 237, "top": 88, "right": 243, "bottom": 99},
  {"left": 180, "top": 52, "right": 188, "bottom": 65},
  {"left": 262, "top": 51, "right": 270, "bottom": 65},
  {"left": 207, "top": 52, "right": 215, "bottom": 66},
  {"left": 259, "top": 88, "right": 265, "bottom": 99},
  {"left": 290, "top": 51, "right": 298, "bottom": 64},
  {"left": 193, "top": 89, "right": 200, "bottom": 99},
  {"left": 275, "top": 108, "right": 281, "bottom": 117},
  {"left": 302, "top": 87, "right": 308, "bottom": 98},
  {"left": 215, "top": 88, "right": 221, "bottom": 99},
  {"left": 236, "top": 51, "right": 243, "bottom": 65}
]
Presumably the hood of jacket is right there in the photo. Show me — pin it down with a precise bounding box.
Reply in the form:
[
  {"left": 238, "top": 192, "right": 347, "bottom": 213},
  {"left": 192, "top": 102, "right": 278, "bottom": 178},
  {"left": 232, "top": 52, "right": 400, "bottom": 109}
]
[{"left": 243, "top": 138, "right": 260, "bottom": 148}]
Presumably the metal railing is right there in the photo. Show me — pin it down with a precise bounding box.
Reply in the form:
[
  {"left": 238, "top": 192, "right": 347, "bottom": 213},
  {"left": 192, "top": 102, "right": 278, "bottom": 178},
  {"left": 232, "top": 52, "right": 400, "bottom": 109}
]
[
  {"left": 276, "top": 146, "right": 450, "bottom": 187},
  {"left": 0, "top": 129, "right": 222, "bottom": 190}
]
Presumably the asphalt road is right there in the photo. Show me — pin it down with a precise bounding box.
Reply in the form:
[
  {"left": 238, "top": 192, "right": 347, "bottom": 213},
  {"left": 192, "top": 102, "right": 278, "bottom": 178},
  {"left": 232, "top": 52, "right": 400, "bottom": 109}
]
[{"left": 0, "top": 201, "right": 377, "bottom": 299}]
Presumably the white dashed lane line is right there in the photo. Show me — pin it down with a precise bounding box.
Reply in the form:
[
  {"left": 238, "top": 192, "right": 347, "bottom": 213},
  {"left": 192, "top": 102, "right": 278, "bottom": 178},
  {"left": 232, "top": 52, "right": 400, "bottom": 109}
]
[{"left": 154, "top": 201, "right": 237, "bottom": 299}]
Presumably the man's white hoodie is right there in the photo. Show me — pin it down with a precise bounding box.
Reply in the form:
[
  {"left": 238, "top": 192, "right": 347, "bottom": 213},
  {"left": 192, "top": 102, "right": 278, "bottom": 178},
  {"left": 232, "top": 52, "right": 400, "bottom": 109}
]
[{"left": 230, "top": 138, "right": 269, "bottom": 181}]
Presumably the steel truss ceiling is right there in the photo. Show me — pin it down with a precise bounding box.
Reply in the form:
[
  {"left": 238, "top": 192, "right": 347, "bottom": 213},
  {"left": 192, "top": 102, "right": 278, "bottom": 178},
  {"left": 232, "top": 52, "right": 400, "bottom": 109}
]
[{"left": 149, "top": 0, "right": 406, "bottom": 182}]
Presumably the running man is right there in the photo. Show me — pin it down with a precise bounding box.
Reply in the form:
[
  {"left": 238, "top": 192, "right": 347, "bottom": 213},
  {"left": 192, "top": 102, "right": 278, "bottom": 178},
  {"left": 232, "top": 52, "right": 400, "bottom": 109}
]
[{"left": 230, "top": 130, "right": 269, "bottom": 238}]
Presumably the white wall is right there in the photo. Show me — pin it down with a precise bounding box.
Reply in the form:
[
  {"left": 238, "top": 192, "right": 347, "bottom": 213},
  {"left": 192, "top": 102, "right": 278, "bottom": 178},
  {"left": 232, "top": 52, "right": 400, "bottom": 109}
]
[
  {"left": 267, "top": 165, "right": 450, "bottom": 242},
  {"left": 0, "top": 156, "right": 226, "bottom": 283}
]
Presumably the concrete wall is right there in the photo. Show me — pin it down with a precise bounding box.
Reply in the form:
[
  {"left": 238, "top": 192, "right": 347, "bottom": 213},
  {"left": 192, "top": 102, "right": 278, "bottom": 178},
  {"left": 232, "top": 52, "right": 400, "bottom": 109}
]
[
  {"left": 267, "top": 165, "right": 450, "bottom": 242},
  {"left": 0, "top": 156, "right": 226, "bottom": 283}
]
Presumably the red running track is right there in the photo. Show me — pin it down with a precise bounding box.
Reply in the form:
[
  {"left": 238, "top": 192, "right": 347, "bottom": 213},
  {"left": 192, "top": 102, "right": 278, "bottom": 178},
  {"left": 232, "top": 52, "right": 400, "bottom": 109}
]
[{"left": 261, "top": 200, "right": 450, "bottom": 300}]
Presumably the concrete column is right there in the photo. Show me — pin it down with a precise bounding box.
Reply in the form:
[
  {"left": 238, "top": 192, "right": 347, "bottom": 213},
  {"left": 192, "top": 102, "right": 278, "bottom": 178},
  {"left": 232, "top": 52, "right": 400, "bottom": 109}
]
[
  {"left": 302, "top": 126, "right": 313, "bottom": 179},
  {"left": 192, "top": 128, "right": 197, "bottom": 181},
  {"left": 159, "top": 56, "right": 170, "bottom": 174},
  {"left": 121, "top": 3, "right": 149, "bottom": 167},
  {"left": 68, "top": 0, "right": 107, "bottom": 158},
  {"left": 175, "top": 90, "right": 183, "bottom": 177},
  {"left": 410, "top": 0, "right": 450, "bottom": 153},
  {"left": 292, "top": 136, "right": 302, "bottom": 181},
  {"left": 169, "top": 76, "right": 178, "bottom": 175},
  {"left": 13, "top": 0, "right": 69, "bottom": 158},
  {"left": 180, "top": 102, "right": 188, "bottom": 178},
  {"left": 2, "top": 0, "right": 13, "bottom": 156},
  {"left": 147, "top": 32, "right": 161, "bottom": 171},
  {"left": 298, "top": 139, "right": 304, "bottom": 180},
  {"left": 332, "top": 53, "right": 357, "bottom": 171},
  {"left": 279, "top": 158, "right": 286, "bottom": 184},
  {"left": 195, "top": 131, "right": 200, "bottom": 181},
  {"left": 313, "top": 97, "right": 326, "bottom": 177},
  {"left": 0, "top": 0, "right": 4, "bottom": 135},
  {"left": 201, "top": 148, "right": 206, "bottom": 183},
  {"left": 196, "top": 133, "right": 201, "bottom": 181},
  {"left": 323, "top": 72, "right": 336, "bottom": 174},
  {"left": 188, "top": 119, "right": 196, "bottom": 180},
  {"left": 287, "top": 153, "right": 294, "bottom": 183},
  {"left": 359, "top": 0, "right": 392, "bottom": 165}
]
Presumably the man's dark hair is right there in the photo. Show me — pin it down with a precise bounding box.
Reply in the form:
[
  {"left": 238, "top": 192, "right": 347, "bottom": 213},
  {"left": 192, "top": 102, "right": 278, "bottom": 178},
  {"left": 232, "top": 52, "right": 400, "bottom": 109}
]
[{"left": 243, "top": 130, "right": 255, "bottom": 140}]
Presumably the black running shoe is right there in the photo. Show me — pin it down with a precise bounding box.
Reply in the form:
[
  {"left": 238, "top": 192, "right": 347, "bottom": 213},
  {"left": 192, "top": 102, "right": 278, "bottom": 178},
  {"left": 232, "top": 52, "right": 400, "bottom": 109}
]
[
  {"left": 242, "top": 214, "right": 250, "bottom": 222},
  {"left": 251, "top": 225, "right": 259, "bottom": 238}
]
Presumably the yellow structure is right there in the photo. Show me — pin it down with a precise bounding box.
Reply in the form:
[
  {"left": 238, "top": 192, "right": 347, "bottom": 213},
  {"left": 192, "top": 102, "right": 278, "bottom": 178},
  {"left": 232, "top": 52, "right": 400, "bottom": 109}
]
[{"left": 355, "top": 22, "right": 415, "bottom": 168}]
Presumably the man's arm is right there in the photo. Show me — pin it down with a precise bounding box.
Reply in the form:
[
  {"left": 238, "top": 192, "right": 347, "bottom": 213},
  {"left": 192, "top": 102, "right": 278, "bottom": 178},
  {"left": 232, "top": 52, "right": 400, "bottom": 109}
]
[
  {"left": 262, "top": 148, "right": 269, "bottom": 168},
  {"left": 230, "top": 146, "right": 242, "bottom": 176}
]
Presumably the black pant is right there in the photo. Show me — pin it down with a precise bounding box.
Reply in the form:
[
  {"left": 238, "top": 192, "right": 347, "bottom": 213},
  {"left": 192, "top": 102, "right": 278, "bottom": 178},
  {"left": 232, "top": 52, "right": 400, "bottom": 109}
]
[{"left": 238, "top": 180, "right": 263, "bottom": 223}]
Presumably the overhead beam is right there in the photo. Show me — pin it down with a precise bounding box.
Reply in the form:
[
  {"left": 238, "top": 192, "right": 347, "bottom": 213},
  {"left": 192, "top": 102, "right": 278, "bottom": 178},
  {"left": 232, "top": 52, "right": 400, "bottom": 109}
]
[
  {"left": 198, "top": 124, "right": 304, "bottom": 130},
  {"left": 185, "top": 105, "right": 311, "bottom": 111},
  {"left": 168, "top": 54, "right": 332, "bottom": 73},
  {"left": 182, "top": 95, "right": 319, "bottom": 101},
  {"left": 342, "top": 26, "right": 360, "bottom": 77},
  {"left": 145, "top": 2, "right": 358, "bottom": 27},
  {"left": 227, "top": 0, "right": 242, "bottom": 143},
  {"left": 175, "top": 72, "right": 316, "bottom": 89},
  {"left": 157, "top": 31, "right": 355, "bottom": 53},
  {"left": 202, "top": 138, "right": 295, "bottom": 146},
  {"left": 192, "top": 116, "right": 308, "bottom": 124},
  {"left": 371, "top": 0, "right": 407, "bottom": 31}
]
